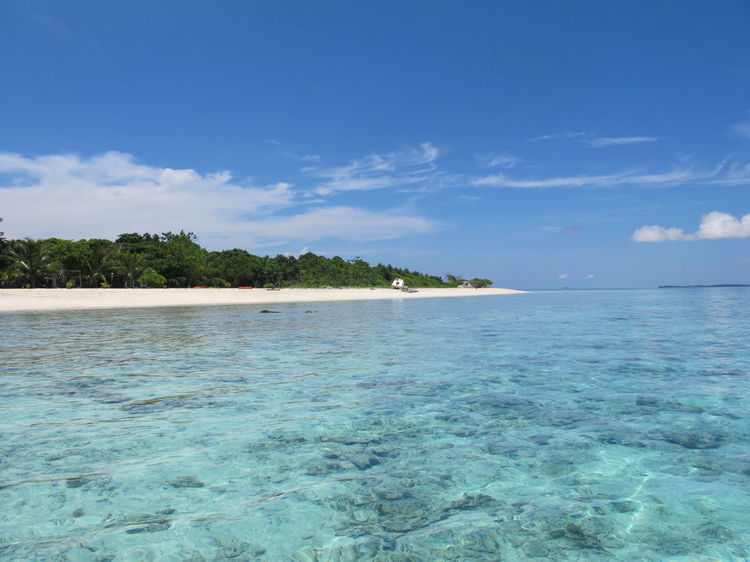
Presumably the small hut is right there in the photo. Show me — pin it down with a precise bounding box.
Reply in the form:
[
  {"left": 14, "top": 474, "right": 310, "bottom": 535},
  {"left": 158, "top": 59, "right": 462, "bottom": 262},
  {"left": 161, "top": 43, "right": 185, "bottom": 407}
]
[{"left": 391, "top": 278, "right": 405, "bottom": 289}]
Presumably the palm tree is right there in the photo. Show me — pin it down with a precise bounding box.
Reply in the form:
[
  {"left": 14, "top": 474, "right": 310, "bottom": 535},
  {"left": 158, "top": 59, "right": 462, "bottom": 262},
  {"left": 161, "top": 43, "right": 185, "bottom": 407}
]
[
  {"left": 85, "top": 244, "right": 120, "bottom": 287},
  {"left": 116, "top": 251, "right": 149, "bottom": 288},
  {"left": 8, "top": 238, "right": 59, "bottom": 287}
]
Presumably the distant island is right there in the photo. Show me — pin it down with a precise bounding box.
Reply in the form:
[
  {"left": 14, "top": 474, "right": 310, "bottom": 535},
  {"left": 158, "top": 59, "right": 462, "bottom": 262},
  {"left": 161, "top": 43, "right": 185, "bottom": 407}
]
[{"left": 659, "top": 284, "right": 750, "bottom": 288}]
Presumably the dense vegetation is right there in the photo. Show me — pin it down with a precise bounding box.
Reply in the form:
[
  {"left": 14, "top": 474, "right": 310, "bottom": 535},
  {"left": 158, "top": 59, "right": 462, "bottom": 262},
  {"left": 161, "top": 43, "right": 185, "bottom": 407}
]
[{"left": 0, "top": 227, "right": 493, "bottom": 289}]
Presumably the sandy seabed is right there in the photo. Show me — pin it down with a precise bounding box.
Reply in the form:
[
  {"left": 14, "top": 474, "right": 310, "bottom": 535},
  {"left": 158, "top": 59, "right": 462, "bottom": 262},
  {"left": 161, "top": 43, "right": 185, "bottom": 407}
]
[{"left": 0, "top": 287, "right": 526, "bottom": 313}]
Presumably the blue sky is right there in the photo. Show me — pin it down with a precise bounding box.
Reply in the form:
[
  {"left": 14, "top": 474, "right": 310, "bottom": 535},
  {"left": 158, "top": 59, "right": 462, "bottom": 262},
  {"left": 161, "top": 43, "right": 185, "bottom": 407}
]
[{"left": 1, "top": 1, "right": 749, "bottom": 288}]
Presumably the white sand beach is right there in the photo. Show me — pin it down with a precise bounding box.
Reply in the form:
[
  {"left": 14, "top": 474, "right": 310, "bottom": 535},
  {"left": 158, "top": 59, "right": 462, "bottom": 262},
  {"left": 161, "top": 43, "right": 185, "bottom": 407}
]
[{"left": 0, "top": 287, "right": 526, "bottom": 313}]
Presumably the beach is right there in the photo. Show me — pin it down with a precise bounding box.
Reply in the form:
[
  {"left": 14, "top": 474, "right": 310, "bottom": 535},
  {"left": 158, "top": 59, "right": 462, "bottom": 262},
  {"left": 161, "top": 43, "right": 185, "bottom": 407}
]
[{"left": 0, "top": 287, "right": 526, "bottom": 313}]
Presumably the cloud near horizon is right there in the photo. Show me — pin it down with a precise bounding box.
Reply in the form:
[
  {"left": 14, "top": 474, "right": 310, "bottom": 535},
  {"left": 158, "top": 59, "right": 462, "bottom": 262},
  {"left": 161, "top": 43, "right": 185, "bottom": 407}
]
[
  {"left": 0, "top": 150, "right": 436, "bottom": 249},
  {"left": 632, "top": 211, "right": 750, "bottom": 242}
]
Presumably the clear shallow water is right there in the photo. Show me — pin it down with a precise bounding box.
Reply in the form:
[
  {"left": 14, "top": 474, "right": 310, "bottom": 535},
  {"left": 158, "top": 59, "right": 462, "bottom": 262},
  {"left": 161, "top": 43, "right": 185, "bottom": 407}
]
[{"left": 1, "top": 289, "right": 749, "bottom": 561}]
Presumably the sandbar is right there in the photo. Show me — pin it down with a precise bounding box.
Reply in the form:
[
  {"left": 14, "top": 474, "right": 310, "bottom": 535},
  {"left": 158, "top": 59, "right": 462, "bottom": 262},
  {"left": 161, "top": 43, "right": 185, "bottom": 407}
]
[{"left": 0, "top": 287, "right": 526, "bottom": 313}]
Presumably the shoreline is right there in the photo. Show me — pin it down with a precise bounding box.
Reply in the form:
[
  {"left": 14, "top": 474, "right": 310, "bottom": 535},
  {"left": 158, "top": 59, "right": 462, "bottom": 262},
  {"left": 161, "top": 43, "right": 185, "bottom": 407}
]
[{"left": 0, "top": 287, "right": 527, "bottom": 313}]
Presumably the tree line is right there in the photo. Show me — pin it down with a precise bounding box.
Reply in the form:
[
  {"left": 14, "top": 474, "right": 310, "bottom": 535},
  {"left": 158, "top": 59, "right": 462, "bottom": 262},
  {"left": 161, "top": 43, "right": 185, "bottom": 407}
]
[{"left": 0, "top": 227, "right": 493, "bottom": 289}]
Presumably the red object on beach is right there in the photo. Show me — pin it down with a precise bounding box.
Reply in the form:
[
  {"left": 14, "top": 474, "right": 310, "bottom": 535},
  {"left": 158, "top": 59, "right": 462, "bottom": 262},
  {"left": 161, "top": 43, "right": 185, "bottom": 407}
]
[
  {"left": 193, "top": 286, "right": 209, "bottom": 289},
  {"left": 237, "top": 286, "right": 254, "bottom": 289}
]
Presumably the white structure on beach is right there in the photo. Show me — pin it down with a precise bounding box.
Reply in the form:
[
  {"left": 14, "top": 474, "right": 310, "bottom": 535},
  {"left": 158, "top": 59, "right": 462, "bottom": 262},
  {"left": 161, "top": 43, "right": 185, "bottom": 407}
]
[{"left": 391, "top": 278, "right": 405, "bottom": 289}]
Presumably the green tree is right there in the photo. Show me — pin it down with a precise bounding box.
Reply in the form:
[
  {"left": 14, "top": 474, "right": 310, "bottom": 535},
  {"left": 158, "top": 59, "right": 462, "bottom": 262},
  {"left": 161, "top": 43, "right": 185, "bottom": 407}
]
[
  {"left": 160, "top": 231, "right": 207, "bottom": 287},
  {"left": 445, "top": 274, "right": 460, "bottom": 286},
  {"left": 8, "top": 238, "right": 59, "bottom": 287},
  {"left": 0, "top": 219, "right": 9, "bottom": 283},
  {"left": 117, "top": 252, "right": 150, "bottom": 288},
  {"left": 137, "top": 270, "right": 167, "bottom": 287},
  {"left": 0, "top": 228, "right": 483, "bottom": 290},
  {"left": 85, "top": 242, "right": 120, "bottom": 287},
  {"left": 211, "top": 249, "right": 263, "bottom": 286},
  {"left": 470, "top": 278, "right": 493, "bottom": 288}
]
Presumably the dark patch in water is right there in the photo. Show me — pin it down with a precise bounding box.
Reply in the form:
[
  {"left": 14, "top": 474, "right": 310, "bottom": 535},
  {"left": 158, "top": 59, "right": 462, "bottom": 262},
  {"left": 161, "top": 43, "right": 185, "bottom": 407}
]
[{"left": 661, "top": 430, "right": 724, "bottom": 449}]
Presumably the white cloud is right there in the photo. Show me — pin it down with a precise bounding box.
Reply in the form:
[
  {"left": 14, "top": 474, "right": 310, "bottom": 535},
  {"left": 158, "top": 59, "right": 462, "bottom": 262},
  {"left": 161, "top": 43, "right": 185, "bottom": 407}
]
[
  {"left": 583, "top": 274, "right": 595, "bottom": 279},
  {"left": 631, "top": 211, "right": 750, "bottom": 242},
  {"left": 0, "top": 151, "right": 436, "bottom": 249},
  {"left": 476, "top": 152, "right": 518, "bottom": 169},
  {"left": 558, "top": 273, "right": 568, "bottom": 280},
  {"left": 313, "top": 142, "right": 440, "bottom": 195},
  {"left": 530, "top": 132, "right": 589, "bottom": 142},
  {"left": 713, "top": 162, "right": 750, "bottom": 185},
  {"left": 472, "top": 167, "right": 698, "bottom": 189},
  {"left": 238, "top": 206, "right": 437, "bottom": 244},
  {"left": 585, "top": 136, "right": 658, "bottom": 147},
  {"left": 695, "top": 211, "right": 750, "bottom": 239},
  {"left": 470, "top": 156, "right": 750, "bottom": 189},
  {"left": 631, "top": 225, "right": 687, "bottom": 242},
  {"left": 301, "top": 154, "right": 322, "bottom": 162},
  {"left": 530, "top": 131, "right": 658, "bottom": 148}
]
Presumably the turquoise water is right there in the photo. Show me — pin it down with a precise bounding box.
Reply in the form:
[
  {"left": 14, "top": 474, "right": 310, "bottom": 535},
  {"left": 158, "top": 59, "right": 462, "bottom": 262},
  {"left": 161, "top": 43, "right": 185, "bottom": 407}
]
[{"left": 1, "top": 289, "right": 749, "bottom": 561}]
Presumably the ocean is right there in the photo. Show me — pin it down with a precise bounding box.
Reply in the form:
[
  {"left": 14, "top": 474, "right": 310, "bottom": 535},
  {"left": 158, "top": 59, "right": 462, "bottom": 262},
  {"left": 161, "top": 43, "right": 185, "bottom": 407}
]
[{"left": 1, "top": 289, "right": 749, "bottom": 560}]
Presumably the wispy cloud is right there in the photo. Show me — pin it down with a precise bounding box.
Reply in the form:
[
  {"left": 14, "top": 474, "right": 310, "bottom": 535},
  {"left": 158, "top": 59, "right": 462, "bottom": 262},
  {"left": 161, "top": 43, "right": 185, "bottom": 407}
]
[
  {"left": 584, "top": 136, "right": 658, "bottom": 148},
  {"left": 531, "top": 131, "right": 658, "bottom": 148},
  {"left": 475, "top": 152, "right": 518, "bottom": 169},
  {"left": 0, "top": 151, "right": 437, "bottom": 249},
  {"left": 558, "top": 273, "right": 568, "bottom": 280},
  {"left": 530, "top": 132, "right": 589, "bottom": 142},
  {"left": 472, "top": 167, "right": 699, "bottom": 189},
  {"left": 709, "top": 161, "right": 750, "bottom": 185},
  {"left": 583, "top": 273, "right": 595, "bottom": 279},
  {"left": 471, "top": 156, "right": 750, "bottom": 189},
  {"left": 632, "top": 211, "right": 750, "bottom": 242},
  {"left": 733, "top": 120, "right": 750, "bottom": 139},
  {"left": 312, "top": 142, "right": 440, "bottom": 195},
  {"left": 280, "top": 151, "right": 324, "bottom": 164}
]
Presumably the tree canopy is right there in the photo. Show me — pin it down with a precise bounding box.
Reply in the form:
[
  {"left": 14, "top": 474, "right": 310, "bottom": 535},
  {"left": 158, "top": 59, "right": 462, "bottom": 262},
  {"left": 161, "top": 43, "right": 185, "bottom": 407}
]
[{"left": 0, "top": 231, "right": 490, "bottom": 289}]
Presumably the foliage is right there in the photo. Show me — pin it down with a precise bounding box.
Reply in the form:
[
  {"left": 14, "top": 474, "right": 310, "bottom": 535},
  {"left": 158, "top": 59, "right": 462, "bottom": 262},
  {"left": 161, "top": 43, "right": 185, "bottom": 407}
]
[
  {"left": 85, "top": 241, "right": 120, "bottom": 287},
  {"left": 445, "top": 273, "right": 493, "bottom": 288},
  {"left": 117, "top": 252, "right": 149, "bottom": 288},
  {"left": 207, "top": 277, "right": 231, "bottom": 288},
  {"left": 0, "top": 230, "right": 487, "bottom": 289},
  {"left": 470, "top": 278, "right": 494, "bottom": 288},
  {"left": 138, "top": 270, "right": 167, "bottom": 288},
  {"left": 7, "top": 238, "right": 60, "bottom": 288}
]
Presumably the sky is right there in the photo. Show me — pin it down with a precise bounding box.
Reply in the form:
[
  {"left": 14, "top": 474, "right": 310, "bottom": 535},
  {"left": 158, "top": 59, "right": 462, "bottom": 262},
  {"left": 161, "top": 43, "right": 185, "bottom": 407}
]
[{"left": 1, "top": 0, "right": 749, "bottom": 289}]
